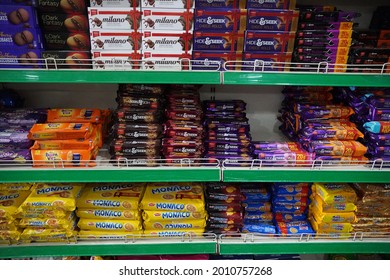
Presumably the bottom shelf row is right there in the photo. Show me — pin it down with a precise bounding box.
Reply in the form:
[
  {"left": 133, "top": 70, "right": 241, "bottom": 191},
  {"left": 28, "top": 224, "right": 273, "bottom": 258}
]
[{"left": 1, "top": 181, "right": 389, "bottom": 257}]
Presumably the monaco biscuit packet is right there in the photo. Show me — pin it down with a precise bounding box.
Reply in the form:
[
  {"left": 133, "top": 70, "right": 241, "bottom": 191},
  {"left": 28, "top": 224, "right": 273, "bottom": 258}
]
[
  {"left": 143, "top": 219, "right": 206, "bottom": 230},
  {"left": 47, "top": 109, "right": 102, "bottom": 124},
  {"left": 20, "top": 228, "right": 76, "bottom": 243},
  {"left": 313, "top": 183, "right": 357, "bottom": 204},
  {"left": 310, "top": 219, "right": 353, "bottom": 233},
  {"left": 140, "top": 183, "right": 205, "bottom": 212},
  {"left": 0, "top": 189, "right": 31, "bottom": 220},
  {"left": 19, "top": 183, "right": 83, "bottom": 212},
  {"left": 76, "top": 209, "right": 140, "bottom": 220},
  {"left": 77, "top": 218, "right": 142, "bottom": 232},
  {"left": 18, "top": 212, "right": 76, "bottom": 229},
  {"left": 28, "top": 123, "right": 94, "bottom": 140},
  {"left": 143, "top": 229, "right": 205, "bottom": 237},
  {"left": 0, "top": 230, "right": 21, "bottom": 242},
  {"left": 310, "top": 194, "right": 357, "bottom": 212},
  {"left": 0, "top": 221, "right": 18, "bottom": 231},
  {"left": 0, "top": 183, "right": 33, "bottom": 191},
  {"left": 76, "top": 183, "right": 145, "bottom": 210},
  {"left": 78, "top": 230, "right": 143, "bottom": 240},
  {"left": 14, "top": 209, "right": 69, "bottom": 219},
  {"left": 142, "top": 210, "right": 207, "bottom": 222},
  {"left": 310, "top": 205, "right": 356, "bottom": 223}
]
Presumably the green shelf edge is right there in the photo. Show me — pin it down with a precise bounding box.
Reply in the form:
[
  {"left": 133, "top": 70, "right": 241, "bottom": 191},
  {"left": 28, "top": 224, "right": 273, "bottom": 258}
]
[
  {"left": 219, "top": 242, "right": 390, "bottom": 255},
  {"left": 222, "top": 169, "right": 390, "bottom": 183},
  {"left": 0, "top": 242, "right": 217, "bottom": 259},
  {"left": 223, "top": 72, "right": 390, "bottom": 87},
  {"left": 0, "top": 169, "right": 221, "bottom": 183},
  {"left": 0, "top": 70, "right": 221, "bottom": 84}
]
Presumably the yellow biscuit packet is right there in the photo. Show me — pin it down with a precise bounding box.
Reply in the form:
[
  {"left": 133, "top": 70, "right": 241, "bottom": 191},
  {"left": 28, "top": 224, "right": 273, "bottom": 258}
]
[
  {"left": 0, "top": 190, "right": 31, "bottom": 220},
  {"left": 78, "top": 230, "right": 143, "bottom": 240},
  {"left": 310, "top": 218, "right": 353, "bottom": 233},
  {"left": 77, "top": 218, "right": 142, "bottom": 232},
  {"left": 0, "top": 183, "right": 33, "bottom": 191},
  {"left": 313, "top": 183, "right": 357, "bottom": 204},
  {"left": 310, "top": 194, "right": 357, "bottom": 213},
  {"left": 143, "top": 219, "right": 206, "bottom": 230},
  {"left": 20, "top": 228, "right": 76, "bottom": 243},
  {"left": 18, "top": 212, "right": 76, "bottom": 229},
  {"left": 76, "top": 183, "right": 145, "bottom": 210},
  {"left": 0, "top": 230, "right": 21, "bottom": 242},
  {"left": 0, "top": 221, "right": 18, "bottom": 231},
  {"left": 76, "top": 209, "right": 140, "bottom": 220},
  {"left": 143, "top": 229, "right": 205, "bottom": 237},
  {"left": 143, "top": 210, "right": 207, "bottom": 222},
  {"left": 14, "top": 208, "right": 69, "bottom": 219},
  {"left": 310, "top": 204, "right": 356, "bottom": 223},
  {"left": 141, "top": 183, "right": 205, "bottom": 212},
  {"left": 20, "top": 183, "right": 83, "bottom": 212}
]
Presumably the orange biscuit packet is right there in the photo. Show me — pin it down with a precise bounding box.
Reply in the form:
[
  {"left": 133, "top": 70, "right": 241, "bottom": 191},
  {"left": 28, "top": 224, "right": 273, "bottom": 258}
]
[
  {"left": 47, "top": 109, "right": 101, "bottom": 124},
  {"left": 31, "top": 149, "right": 97, "bottom": 167},
  {"left": 28, "top": 123, "right": 94, "bottom": 140},
  {"left": 31, "top": 138, "right": 97, "bottom": 150}
]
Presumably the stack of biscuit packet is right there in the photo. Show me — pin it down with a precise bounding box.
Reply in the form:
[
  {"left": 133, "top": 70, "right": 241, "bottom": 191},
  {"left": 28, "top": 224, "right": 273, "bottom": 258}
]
[
  {"left": 0, "top": 183, "right": 31, "bottom": 243},
  {"left": 76, "top": 183, "right": 144, "bottom": 239},
  {"left": 309, "top": 183, "right": 358, "bottom": 237},
  {"left": 140, "top": 183, "right": 207, "bottom": 237},
  {"left": 17, "top": 183, "right": 83, "bottom": 242},
  {"left": 352, "top": 183, "right": 390, "bottom": 234}
]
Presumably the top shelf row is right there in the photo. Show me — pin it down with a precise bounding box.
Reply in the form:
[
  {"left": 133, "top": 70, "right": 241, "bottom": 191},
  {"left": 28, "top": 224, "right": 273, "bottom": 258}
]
[{"left": 1, "top": 69, "right": 390, "bottom": 87}]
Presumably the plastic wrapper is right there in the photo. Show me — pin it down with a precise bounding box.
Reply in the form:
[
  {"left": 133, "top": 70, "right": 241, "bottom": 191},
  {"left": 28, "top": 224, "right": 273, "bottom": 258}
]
[
  {"left": 78, "top": 230, "right": 142, "bottom": 239},
  {"left": 206, "top": 193, "right": 242, "bottom": 203},
  {"left": 15, "top": 209, "right": 69, "bottom": 219},
  {"left": 78, "top": 218, "right": 142, "bottom": 232},
  {"left": 32, "top": 138, "right": 97, "bottom": 150},
  {"left": 207, "top": 203, "right": 242, "bottom": 212},
  {"left": 140, "top": 183, "right": 205, "bottom": 212},
  {"left": 0, "top": 149, "right": 32, "bottom": 162},
  {"left": 204, "top": 100, "right": 246, "bottom": 112},
  {"left": 252, "top": 142, "right": 301, "bottom": 152},
  {"left": 77, "top": 209, "right": 140, "bottom": 220},
  {"left": 205, "top": 141, "right": 252, "bottom": 153},
  {"left": 115, "top": 109, "right": 162, "bottom": 123},
  {"left": 310, "top": 206, "right": 356, "bottom": 223},
  {"left": 272, "top": 204, "right": 307, "bottom": 214},
  {"left": 77, "top": 183, "right": 145, "bottom": 210},
  {"left": 117, "top": 95, "right": 162, "bottom": 109},
  {"left": 313, "top": 183, "right": 358, "bottom": 204},
  {"left": 300, "top": 126, "right": 364, "bottom": 141},
  {"left": 365, "top": 132, "right": 390, "bottom": 146},
  {"left": 0, "top": 230, "right": 21, "bottom": 243},
  {"left": 118, "top": 84, "right": 166, "bottom": 95},
  {"left": 310, "top": 219, "right": 353, "bottom": 233},
  {"left": 368, "top": 106, "right": 390, "bottom": 121},
  {"left": 206, "top": 183, "right": 241, "bottom": 196},
  {"left": 0, "top": 183, "right": 32, "bottom": 191},
  {"left": 112, "top": 123, "right": 163, "bottom": 139},
  {"left": 272, "top": 195, "right": 309, "bottom": 205},
  {"left": 31, "top": 149, "right": 97, "bottom": 167},
  {"left": 20, "top": 184, "right": 83, "bottom": 212},
  {"left": 257, "top": 151, "right": 315, "bottom": 166},
  {"left": 244, "top": 212, "right": 273, "bottom": 222},
  {"left": 0, "top": 127, "right": 31, "bottom": 146}
]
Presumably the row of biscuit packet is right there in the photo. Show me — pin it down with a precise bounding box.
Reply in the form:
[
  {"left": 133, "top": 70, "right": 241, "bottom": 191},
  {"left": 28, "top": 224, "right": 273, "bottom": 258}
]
[
  {"left": 0, "top": 108, "right": 47, "bottom": 163},
  {"left": 192, "top": 1, "right": 297, "bottom": 71},
  {"left": 36, "top": 0, "right": 92, "bottom": 69},
  {"left": 205, "top": 183, "right": 244, "bottom": 234},
  {"left": 279, "top": 86, "right": 367, "bottom": 165},
  {"left": 0, "top": 3, "right": 44, "bottom": 69},
  {"left": 351, "top": 183, "right": 390, "bottom": 234},
  {"left": 309, "top": 183, "right": 358, "bottom": 237},
  {"left": 292, "top": 5, "right": 359, "bottom": 72},
  {"left": 162, "top": 85, "right": 204, "bottom": 163},
  {"left": 110, "top": 84, "right": 165, "bottom": 166},
  {"left": 203, "top": 99, "right": 253, "bottom": 164},
  {"left": 28, "top": 108, "right": 108, "bottom": 167},
  {"left": 16, "top": 183, "right": 83, "bottom": 242},
  {"left": 88, "top": 1, "right": 193, "bottom": 70},
  {"left": 140, "top": 183, "right": 206, "bottom": 237},
  {"left": 0, "top": 183, "right": 32, "bottom": 243},
  {"left": 76, "top": 183, "right": 145, "bottom": 239}
]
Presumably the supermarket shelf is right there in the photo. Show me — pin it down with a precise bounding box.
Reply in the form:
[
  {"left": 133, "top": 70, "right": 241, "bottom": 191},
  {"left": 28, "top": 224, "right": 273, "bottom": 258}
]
[
  {"left": 0, "top": 235, "right": 218, "bottom": 259},
  {"left": 222, "top": 72, "right": 390, "bottom": 87},
  {"left": 219, "top": 234, "right": 390, "bottom": 255},
  {"left": 0, "top": 70, "right": 221, "bottom": 85}
]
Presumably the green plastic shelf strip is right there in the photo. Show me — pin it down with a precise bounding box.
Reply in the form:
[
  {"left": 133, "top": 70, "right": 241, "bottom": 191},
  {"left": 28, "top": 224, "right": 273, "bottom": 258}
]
[
  {"left": 222, "top": 169, "right": 390, "bottom": 183},
  {"left": 0, "top": 168, "right": 221, "bottom": 183}
]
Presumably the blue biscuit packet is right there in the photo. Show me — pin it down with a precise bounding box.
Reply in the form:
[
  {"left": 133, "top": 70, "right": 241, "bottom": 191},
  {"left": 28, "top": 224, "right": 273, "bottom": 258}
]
[
  {"left": 272, "top": 203, "right": 307, "bottom": 214},
  {"left": 242, "top": 223, "right": 276, "bottom": 234},
  {"left": 277, "top": 221, "right": 315, "bottom": 235},
  {"left": 242, "top": 192, "right": 271, "bottom": 202},
  {"left": 272, "top": 183, "right": 311, "bottom": 196},
  {"left": 244, "top": 212, "right": 273, "bottom": 222},
  {"left": 274, "top": 213, "right": 308, "bottom": 222},
  {"left": 272, "top": 196, "right": 309, "bottom": 205},
  {"left": 242, "top": 202, "right": 272, "bottom": 212}
]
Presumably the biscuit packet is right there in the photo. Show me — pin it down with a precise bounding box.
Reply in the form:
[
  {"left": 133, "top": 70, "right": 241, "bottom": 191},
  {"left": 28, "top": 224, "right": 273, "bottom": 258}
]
[
  {"left": 0, "top": 183, "right": 33, "bottom": 191},
  {"left": 143, "top": 211, "right": 207, "bottom": 222},
  {"left": 143, "top": 229, "right": 205, "bottom": 237},
  {"left": 0, "top": 221, "right": 18, "bottom": 231},
  {"left": 277, "top": 221, "right": 315, "bottom": 235},
  {"left": 77, "top": 209, "right": 140, "bottom": 220},
  {"left": 31, "top": 149, "right": 98, "bottom": 167},
  {"left": 310, "top": 219, "right": 353, "bottom": 233},
  {"left": 19, "top": 183, "right": 83, "bottom": 212},
  {"left": 47, "top": 109, "right": 102, "bottom": 124},
  {"left": 310, "top": 205, "right": 356, "bottom": 223},
  {"left": 310, "top": 194, "right": 357, "bottom": 213},
  {"left": 353, "top": 183, "right": 390, "bottom": 203},
  {"left": 0, "top": 189, "right": 31, "bottom": 220},
  {"left": 18, "top": 212, "right": 76, "bottom": 229},
  {"left": 313, "top": 183, "right": 357, "bottom": 204},
  {"left": 31, "top": 138, "right": 98, "bottom": 150},
  {"left": 77, "top": 218, "right": 142, "bottom": 232},
  {"left": 140, "top": 183, "right": 205, "bottom": 212},
  {"left": 14, "top": 208, "right": 69, "bottom": 219},
  {"left": 78, "top": 230, "right": 143, "bottom": 240},
  {"left": 28, "top": 123, "right": 94, "bottom": 140},
  {"left": 0, "top": 230, "right": 21, "bottom": 243},
  {"left": 20, "top": 228, "right": 76, "bottom": 243},
  {"left": 143, "top": 219, "right": 206, "bottom": 231},
  {"left": 77, "top": 183, "right": 145, "bottom": 210}
]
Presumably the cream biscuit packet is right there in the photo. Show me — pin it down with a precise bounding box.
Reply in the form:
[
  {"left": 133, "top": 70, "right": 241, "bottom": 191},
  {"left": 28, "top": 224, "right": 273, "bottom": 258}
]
[
  {"left": 141, "top": 183, "right": 205, "bottom": 212},
  {"left": 19, "top": 184, "right": 83, "bottom": 212},
  {"left": 77, "top": 218, "right": 142, "bottom": 232},
  {"left": 76, "top": 183, "right": 145, "bottom": 210}
]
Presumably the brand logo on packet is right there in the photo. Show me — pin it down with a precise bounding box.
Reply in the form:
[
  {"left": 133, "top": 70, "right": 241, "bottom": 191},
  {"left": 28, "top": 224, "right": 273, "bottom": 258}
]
[
  {"left": 36, "top": 186, "right": 73, "bottom": 195},
  {"left": 102, "top": 16, "right": 126, "bottom": 23},
  {"left": 162, "top": 212, "right": 190, "bottom": 219},
  {"left": 94, "top": 210, "right": 123, "bottom": 217},
  {"left": 151, "top": 185, "right": 192, "bottom": 194},
  {"left": 95, "top": 222, "right": 123, "bottom": 229},
  {"left": 92, "top": 200, "right": 121, "bottom": 207},
  {"left": 92, "top": 184, "right": 135, "bottom": 192},
  {"left": 0, "top": 193, "right": 19, "bottom": 201},
  {"left": 155, "top": 202, "right": 185, "bottom": 210}
]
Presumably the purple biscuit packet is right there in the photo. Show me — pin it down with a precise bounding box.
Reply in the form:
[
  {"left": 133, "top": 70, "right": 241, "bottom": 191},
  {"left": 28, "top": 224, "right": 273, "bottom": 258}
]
[
  {"left": 293, "top": 53, "right": 345, "bottom": 64},
  {"left": 194, "top": 9, "right": 246, "bottom": 32},
  {"left": 191, "top": 57, "right": 223, "bottom": 71},
  {"left": 367, "top": 145, "right": 390, "bottom": 157},
  {"left": 207, "top": 125, "right": 250, "bottom": 134},
  {"left": 193, "top": 32, "right": 242, "bottom": 52},
  {"left": 366, "top": 95, "right": 390, "bottom": 108},
  {"left": 252, "top": 141, "right": 300, "bottom": 151},
  {"left": 298, "top": 11, "right": 360, "bottom": 23},
  {"left": 0, "top": 112, "right": 47, "bottom": 127},
  {"left": 296, "top": 29, "right": 352, "bottom": 39},
  {"left": 366, "top": 132, "right": 390, "bottom": 146},
  {"left": 203, "top": 100, "right": 246, "bottom": 112},
  {"left": 368, "top": 106, "right": 390, "bottom": 121},
  {"left": 294, "top": 46, "right": 350, "bottom": 57},
  {"left": 0, "top": 142, "right": 32, "bottom": 149},
  {"left": 205, "top": 111, "right": 247, "bottom": 118},
  {"left": 0, "top": 128, "right": 30, "bottom": 144},
  {"left": 246, "top": 0, "right": 295, "bottom": 10},
  {"left": 297, "top": 21, "right": 354, "bottom": 30},
  {"left": 0, "top": 149, "right": 31, "bottom": 162},
  {"left": 0, "top": 48, "right": 42, "bottom": 69},
  {"left": 244, "top": 31, "right": 295, "bottom": 53},
  {"left": 349, "top": 48, "right": 390, "bottom": 59},
  {"left": 195, "top": 0, "right": 241, "bottom": 9},
  {"left": 295, "top": 37, "right": 351, "bottom": 48},
  {"left": 246, "top": 9, "right": 298, "bottom": 32},
  {"left": 314, "top": 156, "right": 369, "bottom": 165},
  {"left": 256, "top": 151, "right": 315, "bottom": 165},
  {"left": 0, "top": 5, "right": 39, "bottom": 27},
  {"left": 0, "top": 26, "right": 43, "bottom": 49},
  {"left": 205, "top": 141, "right": 253, "bottom": 152},
  {"left": 204, "top": 119, "right": 249, "bottom": 125}
]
